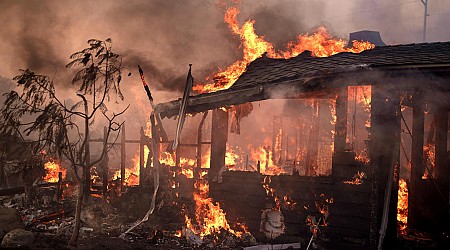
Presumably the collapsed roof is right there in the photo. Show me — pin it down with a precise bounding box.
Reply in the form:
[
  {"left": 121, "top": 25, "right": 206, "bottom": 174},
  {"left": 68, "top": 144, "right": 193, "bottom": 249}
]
[{"left": 155, "top": 42, "right": 450, "bottom": 118}]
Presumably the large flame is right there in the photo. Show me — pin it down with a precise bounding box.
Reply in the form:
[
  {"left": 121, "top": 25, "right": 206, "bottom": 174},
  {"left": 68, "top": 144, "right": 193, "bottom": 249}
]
[
  {"left": 397, "top": 178, "right": 408, "bottom": 234},
  {"left": 184, "top": 180, "right": 247, "bottom": 238},
  {"left": 193, "top": 7, "right": 374, "bottom": 93},
  {"left": 43, "top": 160, "right": 66, "bottom": 183}
]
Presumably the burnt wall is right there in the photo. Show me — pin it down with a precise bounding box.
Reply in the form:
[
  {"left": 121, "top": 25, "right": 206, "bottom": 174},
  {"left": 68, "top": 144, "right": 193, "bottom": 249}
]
[{"left": 210, "top": 168, "right": 373, "bottom": 248}]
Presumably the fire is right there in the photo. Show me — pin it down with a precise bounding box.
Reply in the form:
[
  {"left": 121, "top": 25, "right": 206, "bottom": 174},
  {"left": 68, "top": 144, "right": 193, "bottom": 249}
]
[
  {"left": 184, "top": 180, "right": 246, "bottom": 238},
  {"left": 343, "top": 171, "right": 366, "bottom": 185},
  {"left": 193, "top": 7, "right": 374, "bottom": 94},
  {"left": 43, "top": 160, "right": 66, "bottom": 183},
  {"left": 397, "top": 179, "right": 408, "bottom": 234},
  {"left": 249, "top": 144, "right": 285, "bottom": 175},
  {"left": 422, "top": 143, "right": 435, "bottom": 179},
  {"left": 111, "top": 151, "right": 143, "bottom": 186},
  {"left": 314, "top": 193, "right": 334, "bottom": 226}
]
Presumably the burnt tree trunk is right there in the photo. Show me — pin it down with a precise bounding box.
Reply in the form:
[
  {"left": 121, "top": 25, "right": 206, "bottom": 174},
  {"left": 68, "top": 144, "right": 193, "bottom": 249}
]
[
  {"left": 69, "top": 179, "right": 84, "bottom": 246},
  {"left": 209, "top": 109, "right": 228, "bottom": 184},
  {"left": 102, "top": 127, "right": 109, "bottom": 198}
]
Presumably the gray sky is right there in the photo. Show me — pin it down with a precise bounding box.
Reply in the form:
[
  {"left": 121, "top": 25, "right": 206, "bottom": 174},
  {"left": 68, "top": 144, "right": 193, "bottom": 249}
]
[{"left": 0, "top": 0, "right": 449, "bottom": 138}]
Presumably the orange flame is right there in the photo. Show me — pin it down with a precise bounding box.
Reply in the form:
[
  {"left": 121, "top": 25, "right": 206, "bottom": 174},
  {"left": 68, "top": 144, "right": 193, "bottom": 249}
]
[
  {"left": 343, "top": 171, "right": 366, "bottom": 185},
  {"left": 43, "top": 160, "right": 66, "bottom": 183},
  {"left": 193, "top": 7, "right": 374, "bottom": 94},
  {"left": 422, "top": 143, "right": 435, "bottom": 179},
  {"left": 397, "top": 179, "right": 408, "bottom": 234},
  {"left": 184, "top": 180, "right": 247, "bottom": 238}
]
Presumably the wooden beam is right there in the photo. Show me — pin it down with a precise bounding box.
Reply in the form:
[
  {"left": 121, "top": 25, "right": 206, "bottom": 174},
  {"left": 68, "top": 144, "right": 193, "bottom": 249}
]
[
  {"left": 434, "top": 107, "right": 449, "bottom": 230},
  {"left": 334, "top": 87, "right": 348, "bottom": 153},
  {"left": 196, "top": 112, "right": 208, "bottom": 179},
  {"left": 408, "top": 92, "right": 425, "bottom": 229},
  {"left": 370, "top": 85, "right": 400, "bottom": 248},
  {"left": 209, "top": 109, "right": 228, "bottom": 183}
]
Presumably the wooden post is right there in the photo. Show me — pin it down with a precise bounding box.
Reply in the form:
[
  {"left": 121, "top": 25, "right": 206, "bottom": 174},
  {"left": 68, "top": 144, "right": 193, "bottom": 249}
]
[
  {"left": 370, "top": 85, "right": 400, "bottom": 248},
  {"left": 434, "top": 108, "right": 448, "bottom": 230},
  {"left": 334, "top": 87, "right": 348, "bottom": 154},
  {"left": 139, "top": 127, "right": 145, "bottom": 187},
  {"left": 196, "top": 112, "right": 208, "bottom": 179},
  {"left": 272, "top": 116, "right": 282, "bottom": 165},
  {"left": 210, "top": 109, "right": 228, "bottom": 183},
  {"left": 57, "top": 172, "right": 62, "bottom": 201},
  {"left": 102, "top": 127, "right": 109, "bottom": 198},
  {"left": 305, "top": 101, "right": 319, "bottom": 176},
  {"left": 120, "top": 123, "right": 126, "bottom": 190},
  {"left": 408, "top": 93, "right": 425, "bottom": 229},
  {"left": 257, "top": 160, "right": 261, "bottom": 173}
]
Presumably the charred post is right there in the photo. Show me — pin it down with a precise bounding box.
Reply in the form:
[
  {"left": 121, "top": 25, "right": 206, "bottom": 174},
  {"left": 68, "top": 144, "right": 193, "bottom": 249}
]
[
  {"left": 120, "top": 123, "right": 126, "bottom": 190},
  {"left": 408, "top": 92, "right": 425, "bottom": 229},
  {"left": 370, "top": 85, "right": 401, "bottom": 247},
  {"left": 139, "top": 127, "right": 145, "bottom": 187},
  {"left": 434, "top": 107, "right": 449, "bottom": 231},
  {"left": 209, "top": 108, "right": 228, "bottom": 183},
  {"left": 57, "top": 171, "right": 62, "bottom": 201},
  {"left": 334, "top": 87, "right": 348, "bottom": 153},
  {"left": 196, "top": 112, "right": 208, "bottom": 179}
]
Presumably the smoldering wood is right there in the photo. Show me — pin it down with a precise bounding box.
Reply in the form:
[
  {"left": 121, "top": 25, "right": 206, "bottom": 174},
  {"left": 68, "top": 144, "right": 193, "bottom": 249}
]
[{"left": 210, "top": 171, "right": 373, "bottom": 244}]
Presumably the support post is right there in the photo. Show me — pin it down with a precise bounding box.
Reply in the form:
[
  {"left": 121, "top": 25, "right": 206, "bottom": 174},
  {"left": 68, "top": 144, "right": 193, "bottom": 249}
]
[
  {"left": 408, "top": 93, "right": 425, "bottom": 229},
  {"left": 120, "top": 123, "right": 126, "bottom": 190},
  {"left": 196, "top": 112, "right": 208, "bottom": 179},
  {"left": 305, "top": 101, "right": 319, "bottom": 176},
  {"left": 57, "top": 172, "right": 62, "bottom": 201},
  {"left": 370, "top": 85, "right": 400, "bottom": 248},
  {"left": 334, "top": 87, "right": 348, "bottom": 154},
  {"left": 210, "top": 109, "right": 228, "bottom": 183},
  {"left": 139, "top": 127, "right": 145, "bottom": 187},
  {"left": 434, "top": 108, "right": 449, "bottom": 231}
]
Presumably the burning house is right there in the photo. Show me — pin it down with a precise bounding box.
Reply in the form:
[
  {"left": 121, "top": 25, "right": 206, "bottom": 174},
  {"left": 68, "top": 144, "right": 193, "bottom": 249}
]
[{"left": 153, "top": 40, "right": 450, "bottom": 248}]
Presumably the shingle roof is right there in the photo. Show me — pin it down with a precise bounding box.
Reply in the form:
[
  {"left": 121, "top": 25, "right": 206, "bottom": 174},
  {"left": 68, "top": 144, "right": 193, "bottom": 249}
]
[
  {"left": 156, "top": 42, "right": 450, "bottom": 118},
  {"left": 231, "top": 42, "right": 450, "bottom": 90}
]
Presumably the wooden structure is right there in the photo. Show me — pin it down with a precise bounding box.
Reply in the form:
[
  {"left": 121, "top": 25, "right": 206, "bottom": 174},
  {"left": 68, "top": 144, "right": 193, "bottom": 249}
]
[{"left": 155, "top": 42, "right": 450, "bottom": 248}]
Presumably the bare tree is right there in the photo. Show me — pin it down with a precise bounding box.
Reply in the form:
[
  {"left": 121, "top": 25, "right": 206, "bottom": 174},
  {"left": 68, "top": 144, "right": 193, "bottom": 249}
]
[{"left": 0, "top": 38, "right": 129, "bottom": 246}]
